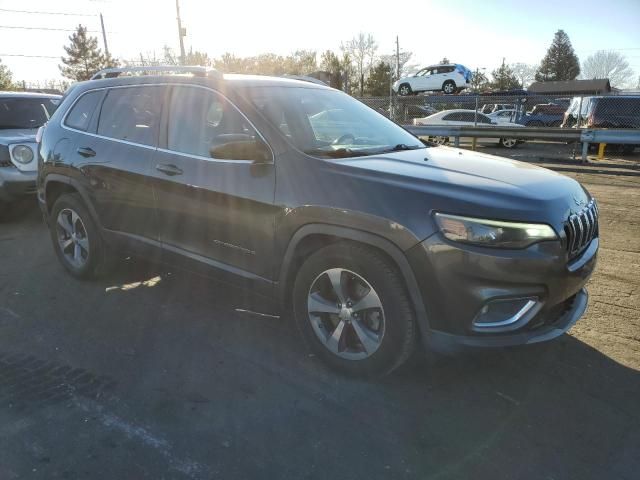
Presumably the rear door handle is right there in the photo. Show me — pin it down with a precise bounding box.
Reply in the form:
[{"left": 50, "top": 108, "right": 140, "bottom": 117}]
[
  {"left": 155, "top": 164, "right": 183, "bottom": 176},
  {"left": 77, "top": 147, "right": 96, "bottom": 158}
]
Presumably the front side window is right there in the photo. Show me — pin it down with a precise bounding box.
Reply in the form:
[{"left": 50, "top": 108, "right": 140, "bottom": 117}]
[
  {"left": 65, "top": 91, "right": 103, "bottom": 131},
  {"left": 167, "top": 86, "right": 260, "bottom": 158},
  {"left": 97, "top": 86, "right": 163, "bottom": 146},
  {"left": 0, "top": 97, "right": 58, "bottom": 129},
  {"left": 244, "top": 86, "right": 425, "bottom": 158}
]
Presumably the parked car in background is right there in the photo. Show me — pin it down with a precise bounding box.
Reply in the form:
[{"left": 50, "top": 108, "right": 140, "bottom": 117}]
[
  {"left": 479, "top": 103, "right": 516, "bottom": 114},
  {"left": 0, "top": 92, "right": 61, "bottom": 214},
  {"left": 414, "top": 109, "right": 523, "bottom": 148},
  {"left": 487, "top": 109, "right": 518, "bottom": 125},
  {"left": 517, "top": 103, "right": 566, "bottom": 127},
  {"left": 562, "top": 95, "right": 640, "bottom": 153},
  {"left": 393, "top": 64, "right": 472, "bottom": 96}
]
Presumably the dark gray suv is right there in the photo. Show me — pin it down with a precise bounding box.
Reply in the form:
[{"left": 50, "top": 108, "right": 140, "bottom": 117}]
[{"left": 37, "top": 67, "right": 598, "bottom": 376}]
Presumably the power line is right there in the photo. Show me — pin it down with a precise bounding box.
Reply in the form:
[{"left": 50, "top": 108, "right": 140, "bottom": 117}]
[
  {"left": 0, "top": 53, "right": 59, "bottom": 59},
  {"left": 0, "top": 8, "right": 95, "bottom": 16},
  {"left": 0, "top": 25, "right": 103, "bottom": 33}
]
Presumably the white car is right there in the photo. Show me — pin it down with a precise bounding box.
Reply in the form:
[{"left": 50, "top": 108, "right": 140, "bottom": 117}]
[
  {"left": 413, "top": 109, "right": 523, "bottom": 148},
  {"left": 393, "top": 64, "right": 472, "bottom": 96},
  {"left": 487, "top": 109, "right": 519, "bottom": 125}
]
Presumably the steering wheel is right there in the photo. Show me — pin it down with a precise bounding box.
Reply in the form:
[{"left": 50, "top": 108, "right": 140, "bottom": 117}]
[{"left": 332, "top": 133, "right": 356, "bottom": 145}]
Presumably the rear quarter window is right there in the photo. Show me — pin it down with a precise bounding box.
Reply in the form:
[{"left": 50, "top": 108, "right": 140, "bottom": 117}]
[{"left": 64, "top": 91, "right": 103, "bottom": 132}]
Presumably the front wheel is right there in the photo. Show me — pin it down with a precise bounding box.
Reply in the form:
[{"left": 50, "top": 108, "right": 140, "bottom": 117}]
[
  {"left": 442, "top": 80, "right": 456, "bottom": 94},
  {"left": 429, "top": 136, "right": 449, "bottom": 146},
  {"left": 499, "top": 138, "right": 518, "bottom": 148},
  {"left": 293, "top": 242, "right": 417, "bottom": 377}
]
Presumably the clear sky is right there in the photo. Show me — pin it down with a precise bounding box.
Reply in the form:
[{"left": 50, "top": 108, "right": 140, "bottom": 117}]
[{"left": 1, "top": 0, "right": 639, "bottom": 85}]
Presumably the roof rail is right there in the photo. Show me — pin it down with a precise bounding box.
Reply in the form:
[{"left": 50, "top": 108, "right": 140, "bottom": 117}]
[
  {"left": 90, "top": 65, "right": 222, "bottom": 80},
  {"left": 282, "top": 74, "right": 328, "bottom": 86}
]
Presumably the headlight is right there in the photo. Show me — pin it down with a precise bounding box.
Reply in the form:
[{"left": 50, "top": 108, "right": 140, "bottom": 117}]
[
  {"left": 434, "top": 213, "right": 557, "bottom": 249},
  {"left": 11, "top": 145, "right": 34, "bottom": 164}
]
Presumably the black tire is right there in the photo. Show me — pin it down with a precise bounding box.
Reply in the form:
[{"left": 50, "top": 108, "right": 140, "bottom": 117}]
[
  {"left": 292, "top": 242, "right": 417, "bottom": 377},
  {"left": 442, "top": 80, "right": 456, "bottom": 94},
  {"left": 499, "top": 138, "right": 518, "bottom": 149},
  {"left": 49, "top": 193, "right": 113, "bottom": 279},
  {"left": 398, "top": 83, "right": 413, "bottom": 96}
]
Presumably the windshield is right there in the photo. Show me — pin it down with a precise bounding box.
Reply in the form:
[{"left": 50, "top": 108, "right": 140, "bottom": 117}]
[
  {"left": 0, "top": 97, "right": 59, "bottom": 129},
  {"left": 244, "top": 86, "right": 425, "bottom": 158}
]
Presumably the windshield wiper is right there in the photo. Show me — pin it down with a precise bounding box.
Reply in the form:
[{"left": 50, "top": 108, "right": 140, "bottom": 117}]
[
  {"left": 303, "top": 148, "right": 371, "bottom": 159},
  {"left": 377, "top": 143, "right": 425, "bottom": 153}
]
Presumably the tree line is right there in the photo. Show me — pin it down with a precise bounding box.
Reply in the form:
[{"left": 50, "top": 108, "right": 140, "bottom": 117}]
[{"left": 0, "top": 26, "right": 637, "bottom": 94}]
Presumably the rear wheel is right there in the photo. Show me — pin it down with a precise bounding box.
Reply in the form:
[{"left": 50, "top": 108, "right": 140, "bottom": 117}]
[
  {"left": 49, "top": 193, "right": 113, "bottom": 279},
  {"left": 398, "top": 83, "right": 413, "bottom": 96},
  {"left": 499, "top": 138, "right": 518, "bottom": 148},
  {"left": 442, "top": 80, "right": 456, "bottom": 94},
  {"left": 293, "top": 242, "right": 416, "bottom": 377}
]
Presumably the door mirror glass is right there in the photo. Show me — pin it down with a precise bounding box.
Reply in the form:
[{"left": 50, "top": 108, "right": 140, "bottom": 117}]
[{"left": 209, "top": 134, "right": 271, "bottom": 163}]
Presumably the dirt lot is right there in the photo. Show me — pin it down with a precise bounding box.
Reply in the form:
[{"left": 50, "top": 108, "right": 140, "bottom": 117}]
[{"left": 0, "top": 169, "right": 638, "bottom": 480}]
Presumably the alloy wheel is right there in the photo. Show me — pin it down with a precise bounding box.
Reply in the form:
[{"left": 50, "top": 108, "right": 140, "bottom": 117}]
[
  {"left": 56, "top": 208, "right": 90, "bottom": 268},
  {"left": 501, "top": 138, "right": 517, "bottom": 148},
  {"left": 307, "top": 268, "right": 385, "bottom": 360}
]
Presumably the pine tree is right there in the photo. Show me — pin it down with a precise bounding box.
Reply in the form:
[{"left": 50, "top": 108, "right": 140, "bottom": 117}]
[
  {"left": 59, "top": 25, "right": 118, "bottom": 81},
  {"left": 490, "top": 60, "right": 521, "bottom": 91},
  {"left": 0, "top": 59, "right": 15, "bottom": 90},
  {"left": 365, "top": 61, "right": 392, "bottom": 96},
  {"left": 535, "top": 30, "right": 580, "bottom": 82}
]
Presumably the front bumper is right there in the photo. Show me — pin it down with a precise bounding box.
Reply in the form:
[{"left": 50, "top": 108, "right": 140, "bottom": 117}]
[
  {"left": 426, "top": 288, "right": 588, "bottom": 352},
  {"left": 406, "top": 233, "right": 597, "bottom": 352},
  {"left": 0, "top": 167, "right": 37, "bottom": 202}
]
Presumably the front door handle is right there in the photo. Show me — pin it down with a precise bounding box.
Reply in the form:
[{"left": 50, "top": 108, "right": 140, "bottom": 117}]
[
  {"left": 155, "top": 164, "right": 183, "bottom": 176},
  {"left": 77, "top": 147, "right": 96, "bottom": 158}
]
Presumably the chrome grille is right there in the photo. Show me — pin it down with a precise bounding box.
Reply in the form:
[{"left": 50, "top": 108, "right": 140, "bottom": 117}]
[{"left": 564, "top": 199, "right": 598, "bottom": 259}]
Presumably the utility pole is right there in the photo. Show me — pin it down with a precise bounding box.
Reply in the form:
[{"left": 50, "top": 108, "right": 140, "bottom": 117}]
[
  {"left": 175, "top": 0, "right": 186, "bottom": 65},
  {"left": 395, "top": 35, "right": 400, "bottom": 79},
  {"left": 99, "top": 13, "right": 109, "bottom": 57}
]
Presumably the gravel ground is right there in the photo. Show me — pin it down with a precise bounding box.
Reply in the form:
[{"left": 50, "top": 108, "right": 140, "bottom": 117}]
[{"left": 0, "top": 168, "right": 638, "bottom": 480}]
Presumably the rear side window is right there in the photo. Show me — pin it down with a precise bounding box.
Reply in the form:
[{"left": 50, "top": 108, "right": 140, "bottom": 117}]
[
  {"left": 97, "top": 86, "right": 163, "bottom": 146},
  {"left": 442, "top": 112, "right": 462, "bottom": 121},
  {"left": 64, "top": 91, "right": 103, "bottom": 131}
]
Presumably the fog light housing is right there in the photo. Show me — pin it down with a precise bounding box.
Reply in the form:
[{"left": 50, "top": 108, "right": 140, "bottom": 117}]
[{"left": 472, "top": 297, "right": 541, "bottom": 332}]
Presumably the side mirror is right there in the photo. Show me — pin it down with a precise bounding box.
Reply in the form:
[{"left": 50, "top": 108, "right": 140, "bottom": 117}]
[{"left": 209, "top": 134, "right": 272, "bottom": 163}]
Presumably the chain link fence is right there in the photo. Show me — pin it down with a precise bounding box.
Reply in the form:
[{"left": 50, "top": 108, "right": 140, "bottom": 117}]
[{"left": 357, "top": 92, "right": 640, "bottom": 130}]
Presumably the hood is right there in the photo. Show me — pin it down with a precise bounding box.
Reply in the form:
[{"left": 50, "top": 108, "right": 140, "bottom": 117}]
[
  {"left": 0, "top": 128, "right": 38, "bottom": 144},
  {"left": 336, "top": 146, "right": 589, "bottom": 227}
]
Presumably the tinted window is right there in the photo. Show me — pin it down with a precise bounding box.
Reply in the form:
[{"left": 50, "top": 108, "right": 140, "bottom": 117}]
[
  {"left": 65, "top": 91, "right": 103, "bottom": 131},
  {"left": 459, "top": 112, "right": 478, "bottom": 122},
  {"left": 595, "top": 98, "right": 640, "bottom": 117},
  {"left": 0, "top": 97, "right": 59, "bottom": 129},
  {"left": 477, "top": 114, "right": 492, "bottom": 124},
  {"left": 97, "top": 86, "right": 162, "bottom": 146},
  {"left": 167, "top": 86, "right": 259, "bottom": 158},
  {"left": 442, "top": 112, "right": 462, "bottom": 121}
]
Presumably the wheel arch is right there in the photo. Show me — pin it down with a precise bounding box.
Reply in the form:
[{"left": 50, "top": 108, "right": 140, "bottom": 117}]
[
  {"left": 278, "top": 224, "right": 430, "bottom": 334},
  {"left": 44, "top": 175, "right": 102, "bottom": 228}
]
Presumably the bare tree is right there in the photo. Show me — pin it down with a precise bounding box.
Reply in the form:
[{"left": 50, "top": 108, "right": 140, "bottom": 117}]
[
  {"left": 582, "top": 50, "right": 634, "bottom": 88},
  {"left": 341, "top": 33, "right": 378, "bottom": 96},
  {"left": 380, "top": 51, "right": 414, "bottom": 80},
  {"left": 511, "top": 63, "right": 537, "bottom": 88}
]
